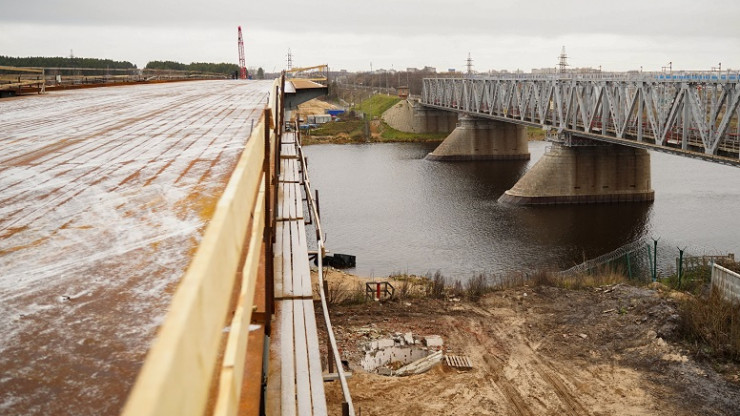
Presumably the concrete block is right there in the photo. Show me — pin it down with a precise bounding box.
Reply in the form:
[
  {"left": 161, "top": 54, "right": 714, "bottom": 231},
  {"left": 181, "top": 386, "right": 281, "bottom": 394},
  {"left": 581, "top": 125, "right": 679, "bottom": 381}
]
[
  {"left": 377, "top": 338, "right": 395, "bottom": 349},
  {"left": 424, "top": 335, "right": 444, "bottom": 348}
]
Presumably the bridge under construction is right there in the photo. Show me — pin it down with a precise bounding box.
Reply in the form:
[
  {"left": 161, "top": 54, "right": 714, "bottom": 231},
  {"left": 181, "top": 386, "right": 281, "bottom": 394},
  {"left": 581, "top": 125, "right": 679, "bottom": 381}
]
[{"left": 0, "top": 74, "right": 351, "bottom": 415}]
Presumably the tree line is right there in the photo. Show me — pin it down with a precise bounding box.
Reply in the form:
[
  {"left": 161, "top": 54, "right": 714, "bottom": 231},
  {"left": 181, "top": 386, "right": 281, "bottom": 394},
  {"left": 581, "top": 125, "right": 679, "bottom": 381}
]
[
  {"left": 145, "top": 61, "right": 239, "bottom": 76},
  {"left": 0, "top": 56, "right": 136, "bottom": 69},
  {"left": 1, "top": 55, "right": 264, "bottom": 78}
]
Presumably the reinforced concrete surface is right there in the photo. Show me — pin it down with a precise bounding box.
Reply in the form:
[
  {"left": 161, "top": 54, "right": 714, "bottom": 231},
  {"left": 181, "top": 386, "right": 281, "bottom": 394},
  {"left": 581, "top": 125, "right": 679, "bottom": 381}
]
[
  {"left": 0, "top": 80, "right": 272, "bottom": 415},
  {"left": 427, "top": 116, "right": 530, "bottom": 161},
  {"left": 500, "top": 143, "right": 654, "bottom": 204}
]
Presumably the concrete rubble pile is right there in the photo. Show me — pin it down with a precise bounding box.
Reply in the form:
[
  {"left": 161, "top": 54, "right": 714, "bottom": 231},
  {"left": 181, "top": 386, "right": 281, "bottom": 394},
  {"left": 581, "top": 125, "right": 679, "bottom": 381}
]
[{"left": 360, "top": 332, "right": 444, "bottom": 376}]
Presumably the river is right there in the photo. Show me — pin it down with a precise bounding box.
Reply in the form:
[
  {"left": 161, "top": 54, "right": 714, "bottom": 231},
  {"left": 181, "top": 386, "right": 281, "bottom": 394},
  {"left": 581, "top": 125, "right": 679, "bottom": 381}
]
[{"left": 304, "top": 141, "right": 740, "bottom": 279}]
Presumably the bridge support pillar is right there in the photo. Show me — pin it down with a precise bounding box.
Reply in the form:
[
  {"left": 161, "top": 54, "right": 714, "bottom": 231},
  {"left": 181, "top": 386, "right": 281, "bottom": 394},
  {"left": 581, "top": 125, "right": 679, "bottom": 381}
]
[
  {"left": 426, "top": 115, "right": 530, "bottom": 161},
  {"left": 412, "top": 102, "right": 458, "bottom": 133},
  {"left": 499, "top": 141, "right": 654, "bottom": 205}
]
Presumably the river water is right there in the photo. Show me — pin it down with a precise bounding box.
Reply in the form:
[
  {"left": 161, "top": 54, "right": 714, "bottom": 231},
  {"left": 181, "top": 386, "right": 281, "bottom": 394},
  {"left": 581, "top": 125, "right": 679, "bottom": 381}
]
[{"left": 304, "top": 141, "right": 740, "bottom": 279}]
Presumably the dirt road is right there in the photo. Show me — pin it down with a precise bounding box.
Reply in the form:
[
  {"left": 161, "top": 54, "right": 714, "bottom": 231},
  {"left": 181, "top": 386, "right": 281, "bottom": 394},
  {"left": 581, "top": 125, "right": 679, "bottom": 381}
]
[
  {"left": 0, "top": 80, "right": 271, "bottom": 415},
  {"left": 322, "top": 282, "right": 740, "bottom": 415}
]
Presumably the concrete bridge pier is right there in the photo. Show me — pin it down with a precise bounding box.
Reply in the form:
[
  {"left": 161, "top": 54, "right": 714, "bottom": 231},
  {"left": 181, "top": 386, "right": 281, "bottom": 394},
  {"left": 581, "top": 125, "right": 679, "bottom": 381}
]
[
  {"left": 426, "top": 115, "right": 530, "bottom": 161},
  {"left": 499, "top": 137, "right": 654, "bottom": 205}
]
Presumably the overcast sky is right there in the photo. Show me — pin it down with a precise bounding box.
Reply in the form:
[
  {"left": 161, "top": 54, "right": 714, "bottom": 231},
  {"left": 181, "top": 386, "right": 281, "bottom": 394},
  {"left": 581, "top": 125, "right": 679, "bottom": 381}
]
[{"left": 2, "top": 0, "right": 739, "bottom": 73}]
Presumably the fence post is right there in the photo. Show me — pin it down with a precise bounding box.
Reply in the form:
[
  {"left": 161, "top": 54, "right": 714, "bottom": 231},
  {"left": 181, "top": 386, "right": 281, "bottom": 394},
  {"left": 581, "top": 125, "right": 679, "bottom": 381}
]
[
  {"left": 324, "top": 279, "right": 334, "bottom": 374},
  {"left": 652, "top": 238, "right": 660, "bottom": 282},
  {"left": 677, "top": 247, "right": 685, "bottom": 289}
]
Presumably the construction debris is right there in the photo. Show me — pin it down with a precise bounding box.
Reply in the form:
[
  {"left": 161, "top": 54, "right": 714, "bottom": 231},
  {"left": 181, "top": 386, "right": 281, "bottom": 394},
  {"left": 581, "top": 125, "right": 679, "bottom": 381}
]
[
  {"left": 395, "top": 351, "right": 444, "bottom": 376},
  {"left": 360, "top": 332, "right": 444, "bottom": 376},
  {"left": 444, "top": 355, "right": 473, "bottom": 370},
  {"left": 424, "top": 335, "right": 444, "bottom": 348}
]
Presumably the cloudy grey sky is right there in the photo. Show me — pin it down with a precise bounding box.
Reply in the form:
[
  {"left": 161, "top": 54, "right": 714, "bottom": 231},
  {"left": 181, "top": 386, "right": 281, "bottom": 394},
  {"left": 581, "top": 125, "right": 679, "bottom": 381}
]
[{"left": 2, "top": 0, "right": 739, "bottom": 73}]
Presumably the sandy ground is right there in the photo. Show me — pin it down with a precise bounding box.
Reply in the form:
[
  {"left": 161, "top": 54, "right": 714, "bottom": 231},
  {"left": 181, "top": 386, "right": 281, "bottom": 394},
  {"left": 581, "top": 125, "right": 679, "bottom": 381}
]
[
  {"left": 294, "top": 98, "right": 338, "bottom": 120},
  {"left": 0, "top": 80, "right": 271, "bottom": 415},
  {"left": 317, "top": 271, "right": 740, "bottom": 416}
]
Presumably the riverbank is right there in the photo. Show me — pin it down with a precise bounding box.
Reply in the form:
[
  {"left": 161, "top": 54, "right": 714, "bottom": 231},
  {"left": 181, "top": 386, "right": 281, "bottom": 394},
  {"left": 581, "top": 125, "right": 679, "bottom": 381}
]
[
  {"left": 316, "top": 269, "right": 740, "bottom": 416},
  {"left": 297, "top": 95, "right": 548, "bottom": 145},
  {"left": 301, "top": 118, "right": 447, "bottom": 145}
]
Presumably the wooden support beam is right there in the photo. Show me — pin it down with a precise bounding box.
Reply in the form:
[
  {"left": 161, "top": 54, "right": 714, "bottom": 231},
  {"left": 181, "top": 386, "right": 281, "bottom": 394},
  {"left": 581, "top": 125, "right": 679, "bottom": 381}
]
[{"left": 213, "top": 181, "right": 266, "bottom": 416}]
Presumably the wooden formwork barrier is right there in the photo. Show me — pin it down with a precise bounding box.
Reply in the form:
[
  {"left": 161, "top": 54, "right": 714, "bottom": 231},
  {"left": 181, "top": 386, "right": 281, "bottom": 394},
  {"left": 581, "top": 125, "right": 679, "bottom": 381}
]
[{"left": 0, "top": 65, "right": 45, "bottom": 93}]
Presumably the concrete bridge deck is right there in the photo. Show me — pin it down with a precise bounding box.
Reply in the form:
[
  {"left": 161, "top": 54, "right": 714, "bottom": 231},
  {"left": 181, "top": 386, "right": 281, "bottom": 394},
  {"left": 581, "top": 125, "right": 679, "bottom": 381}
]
[{"left": 0, "top": 80, "right": 273, "bottom": 415}]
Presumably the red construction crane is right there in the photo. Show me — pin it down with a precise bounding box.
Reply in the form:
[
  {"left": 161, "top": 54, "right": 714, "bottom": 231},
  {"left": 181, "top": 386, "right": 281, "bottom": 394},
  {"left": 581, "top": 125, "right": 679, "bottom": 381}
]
[{"left": 237, "top": 26, "right": 247, "bottom": 79}]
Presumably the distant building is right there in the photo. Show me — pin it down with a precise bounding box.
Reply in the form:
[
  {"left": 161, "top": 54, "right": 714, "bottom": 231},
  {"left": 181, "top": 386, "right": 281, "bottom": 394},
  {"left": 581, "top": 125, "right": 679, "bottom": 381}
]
[
  {"left": 422, "top": 66, "right": 437, "bottom": 73},
  {"left": 398, "top": 86, "right": 409, "bottom": 99},
  {"left": 531, "top": 67, "right": 601, "bottom": 74},
  {"left": 531, "top": 67, "right": 557, "bottom": 74},
  {"left": 407, "top": 67, "right": 419, "bottom": 73}
]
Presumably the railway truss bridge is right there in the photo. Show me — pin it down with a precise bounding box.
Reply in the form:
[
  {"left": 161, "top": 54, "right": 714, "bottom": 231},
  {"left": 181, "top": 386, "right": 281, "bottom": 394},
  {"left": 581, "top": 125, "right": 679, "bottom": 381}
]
[{"left": 420, "top": 74, "right": 740, "bottom": 204}]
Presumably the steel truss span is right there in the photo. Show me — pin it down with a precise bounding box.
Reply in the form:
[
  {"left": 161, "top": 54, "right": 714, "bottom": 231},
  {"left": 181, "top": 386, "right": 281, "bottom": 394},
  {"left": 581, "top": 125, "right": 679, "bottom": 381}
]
[{"left": 422, "top": 75, "right": 740, "bottom": 166}]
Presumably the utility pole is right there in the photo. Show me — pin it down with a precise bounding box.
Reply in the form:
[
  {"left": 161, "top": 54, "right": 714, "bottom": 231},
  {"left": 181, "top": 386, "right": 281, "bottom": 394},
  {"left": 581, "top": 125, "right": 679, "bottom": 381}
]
[
  {"left": 385, "top": 70, "right": 388, "bottom": 95},
  {"left": 557, "top": 46, "right": 568, "bottom": 74}
]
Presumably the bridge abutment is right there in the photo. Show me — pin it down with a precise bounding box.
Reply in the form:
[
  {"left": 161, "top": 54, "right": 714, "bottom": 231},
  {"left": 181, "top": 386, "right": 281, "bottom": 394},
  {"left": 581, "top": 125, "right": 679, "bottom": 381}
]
[
  {"left": 499, "top": 141, "right": 654, "bottom": 205},
  {"left": 426, "top": 115, "right": 530, "bottom": 161},
  {"left": 412, "top": 102, "right": 458, "bottom": 133}
]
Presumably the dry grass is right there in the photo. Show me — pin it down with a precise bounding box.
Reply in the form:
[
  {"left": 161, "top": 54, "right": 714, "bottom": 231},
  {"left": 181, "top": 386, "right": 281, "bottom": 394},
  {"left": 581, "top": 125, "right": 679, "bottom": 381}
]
[
  {"left": 323, "top": 280, "right": 365, "bottom": 305},
  {"left": 388, "top": 272, "right": 429, "bottom": 299},
  {"left": 328, "top": 268, "right": 633, "bottom": 305},
  {"left": 466, "top": 274, "right": 492, "bottom": 301},
  {"left": 554, "top": 271, "right": 629, "bottom": 290},
  {"left": 515, "top": 268, "right": 629, "bottom": 291},
  {"left": 396, "top": 279, "right": 412, "bottom": 299},
  {"left": 678, "top": 289, "right": 740, "bottom": 360}
]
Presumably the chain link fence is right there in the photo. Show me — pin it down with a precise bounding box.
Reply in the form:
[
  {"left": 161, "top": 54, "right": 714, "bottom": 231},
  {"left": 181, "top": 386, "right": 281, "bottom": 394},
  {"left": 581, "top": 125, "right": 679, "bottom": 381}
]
[{"left": 557, "top": 238, "right": 652, "bottom": 281}]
